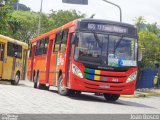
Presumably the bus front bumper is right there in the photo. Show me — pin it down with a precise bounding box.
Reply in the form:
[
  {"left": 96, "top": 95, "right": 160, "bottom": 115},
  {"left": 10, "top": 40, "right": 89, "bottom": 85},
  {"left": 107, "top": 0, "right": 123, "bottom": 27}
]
[{"left": 70, "top": 75, "right": 136, "bottom": 95}]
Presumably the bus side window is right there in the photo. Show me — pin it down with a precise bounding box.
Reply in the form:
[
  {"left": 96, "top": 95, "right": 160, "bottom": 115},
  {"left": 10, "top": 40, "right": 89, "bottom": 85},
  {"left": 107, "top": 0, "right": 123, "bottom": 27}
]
[
  {"left": 59, "top": 29, "right": 69, "bottom": 52},
  {"left": 39, "top": 39, "right": 43, "bottom": 55},
  {"left": 35, "top": 41, "right": 39, "bottom": 56},
  {"left": 0, "top": 44, "right": 4, "bottom": 61},
  {"left": 53, "top": 32, "right": 61, "bottom": 52},
  {"left": 35, "top": 37, "right": 49, "bottom": 56},
  {"left": 14, "top": 44, "right": 22, "bottom": 58},
  {"left": 43, "top": 37, "right": 49, "bottom": 54},
  {"left": 7, "top": 42, "right": 14, "bottom": 57}
]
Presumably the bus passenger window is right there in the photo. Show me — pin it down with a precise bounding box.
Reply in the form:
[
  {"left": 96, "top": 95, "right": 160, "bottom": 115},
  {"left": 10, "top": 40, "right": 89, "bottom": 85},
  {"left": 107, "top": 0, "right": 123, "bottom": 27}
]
[
  {"left": 14, "top": 44, "right": 22, "bottom": 58},
  {"left": 7, "top": 42, "right": 22, "bottom": 58},
  {"left": 35, "top": 37, "right": 49, "bottom": 56},
  {"left": 0, "top": 44, "right": 4, "bottom": 61},
  {"left": 59, "top": 29, "right": 69, "bottom": 52},
  {"left": 7, "top": 42, "right": 14, "bottom": 57},
  {"left": 43, "top": 37, "right": 49, "bottom": 54},
  {"left": 53, "top": 32, "right": 61, "bottom": 52}
]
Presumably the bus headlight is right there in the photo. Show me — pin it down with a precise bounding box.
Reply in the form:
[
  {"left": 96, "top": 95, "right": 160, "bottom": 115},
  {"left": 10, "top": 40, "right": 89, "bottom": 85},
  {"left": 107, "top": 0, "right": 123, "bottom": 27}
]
[
  {"left": 72, "top": 64, "right": 83, "bottom": 78},
  {"left": 126, "top": 71, "right": 137, "bottom": 83}
]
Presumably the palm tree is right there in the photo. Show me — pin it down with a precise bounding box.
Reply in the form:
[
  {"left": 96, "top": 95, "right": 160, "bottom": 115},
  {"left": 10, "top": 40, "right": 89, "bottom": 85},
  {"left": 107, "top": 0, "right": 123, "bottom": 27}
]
[{"left": 133, "top": 16, "right": 146, "bottom": 31}]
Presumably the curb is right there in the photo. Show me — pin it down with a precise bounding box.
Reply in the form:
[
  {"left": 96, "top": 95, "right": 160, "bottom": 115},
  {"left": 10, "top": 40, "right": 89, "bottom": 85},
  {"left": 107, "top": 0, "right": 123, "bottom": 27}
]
[{"left": 121, "top": 92, "right": 160, "bottom": 98}]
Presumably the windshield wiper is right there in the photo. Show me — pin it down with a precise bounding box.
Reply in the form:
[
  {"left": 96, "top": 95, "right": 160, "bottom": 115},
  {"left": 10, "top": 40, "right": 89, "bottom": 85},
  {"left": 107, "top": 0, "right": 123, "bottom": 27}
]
[
  {"left": 114, "top": 35, "right": 124, "bottom": 54},
  {"left": 93, "top": 33, "right": 106, "bottom": 65},
  {"left": 93, "top": 33, "right": 102, "bottom": 48}
]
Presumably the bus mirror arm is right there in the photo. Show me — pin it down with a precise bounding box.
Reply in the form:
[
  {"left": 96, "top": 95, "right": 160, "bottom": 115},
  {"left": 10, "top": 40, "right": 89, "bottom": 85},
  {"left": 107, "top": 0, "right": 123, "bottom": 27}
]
[{"left": 138, "top": 49, "right": 142, "bottom": 62}]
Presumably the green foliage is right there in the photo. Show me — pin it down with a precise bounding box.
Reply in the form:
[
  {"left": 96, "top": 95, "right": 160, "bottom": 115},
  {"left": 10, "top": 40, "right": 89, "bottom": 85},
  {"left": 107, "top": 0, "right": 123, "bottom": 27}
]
[
  {"left": 138, "top": 31, "right": 160, "bottom": 69},
  {"left": 8, "top": 11, "right": 41, "bottom": 43},
  {"left": 135, "top": 17, "right": 160, "bottom": 70},
  {"left": 133, "top": 16, "right": 146, "bottom": 32},
  {"left": 1, "top": 2, "right": 86, "bottom": 44},
  {"left": 146, "top": 23, "right": 160, "bottom": 36},
  {"left": 48, "top": 10, "right": 86, "bottom": 30},
  {"left": 8, "top": 11, "right": 49, "bottom": 43},
  {"left": 0, "top": 0, "right": 16, "bottom": 35}
]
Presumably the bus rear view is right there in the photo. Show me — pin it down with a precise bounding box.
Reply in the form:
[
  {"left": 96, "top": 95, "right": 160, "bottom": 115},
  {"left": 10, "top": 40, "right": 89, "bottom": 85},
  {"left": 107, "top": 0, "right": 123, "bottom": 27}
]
[{"left": 68, "top": 19, "right": 138, "bottom": 101}]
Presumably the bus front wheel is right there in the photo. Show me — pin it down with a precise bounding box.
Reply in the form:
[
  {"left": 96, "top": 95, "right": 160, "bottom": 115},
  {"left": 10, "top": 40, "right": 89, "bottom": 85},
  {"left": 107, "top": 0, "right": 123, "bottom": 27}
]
[
  {"left": 11, "top": 73, "right": 20, "bottom": 85},
  {"left": 58, "top": 75, "right": 70, "bottom": 96},
  {"left": 103, "top": 94, "right": 120, "bottom": 102}
]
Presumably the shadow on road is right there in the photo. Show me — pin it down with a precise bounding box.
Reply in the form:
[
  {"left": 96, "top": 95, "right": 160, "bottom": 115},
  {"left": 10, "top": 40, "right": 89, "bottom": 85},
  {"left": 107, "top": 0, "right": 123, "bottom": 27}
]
[
  {"left": 67, "top": 93, "right": 155, "bottom": 109},
  {"left": 0, "top": 81, "right": 11, "bottom": 85},
  {"left": 46, "top": 89, "right": 156, "bottom": 109}
]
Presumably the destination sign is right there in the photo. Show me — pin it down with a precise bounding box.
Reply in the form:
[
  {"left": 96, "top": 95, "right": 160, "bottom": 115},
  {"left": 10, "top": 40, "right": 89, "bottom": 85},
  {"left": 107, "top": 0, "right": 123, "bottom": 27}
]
[
  {"left": 79, "top": 21, "right": 137, "bottom": 36},
  {"left": 87, "top": 23, "right": 128, "bottom": 34}
]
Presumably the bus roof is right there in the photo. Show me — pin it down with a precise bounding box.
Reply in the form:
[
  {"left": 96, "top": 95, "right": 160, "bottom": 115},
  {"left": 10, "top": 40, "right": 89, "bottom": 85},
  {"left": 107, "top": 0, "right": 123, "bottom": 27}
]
[
  {"left": 0, "top": 34, "right": 28, "bottom": 48},
  {"left": 77, "top": 19, "right": 137, "bottom": 37},
  {"left": 31, "top": 18, "right": 137, "bottom": 43},
  {"left": 32, "top": 19, "right": 78, "bottom": 43},
  {"left": 77, "top": 18, "right": 136, "bottom": 28}
]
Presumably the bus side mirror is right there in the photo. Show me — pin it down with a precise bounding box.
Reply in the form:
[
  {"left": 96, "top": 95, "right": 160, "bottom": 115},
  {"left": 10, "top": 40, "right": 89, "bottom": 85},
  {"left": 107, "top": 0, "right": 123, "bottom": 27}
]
[{"left": 138, "top": 49, "right": 142, "bottom": 61}]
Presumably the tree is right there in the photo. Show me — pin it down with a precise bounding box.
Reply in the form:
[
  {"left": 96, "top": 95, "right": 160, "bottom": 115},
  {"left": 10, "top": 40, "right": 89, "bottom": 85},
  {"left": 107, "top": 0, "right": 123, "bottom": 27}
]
[
  {"left": 138, "top": 31, "right": 160, "bottom": 69},
  {"left": 48, "top": 10, "right": 86, "bottom": 30},
  {"left": 11, "top": 2, "right": 31, "bottom": 11},
  {"left": 8, "top": 11, "right": 51, "bottom": 43},
  {"left": 1, "top": 8, "right": 86, "bottom": 43},
  {"left": 0, "top": 0, "right": 16, "bottom": 35},
  {"left": 146, "top": 23, "right": 160, "bottom": 37},
  {"left": 133, "top": 16, "right": 146, "bottom": 32},
  {"left": 134, "top": 16, "right": 160, "bottom": 69}
]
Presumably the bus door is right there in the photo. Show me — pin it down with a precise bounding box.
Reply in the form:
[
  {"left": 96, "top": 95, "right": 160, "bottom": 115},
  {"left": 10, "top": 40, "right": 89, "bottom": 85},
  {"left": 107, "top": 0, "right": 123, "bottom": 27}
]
[
  {"left": 0, "top": 43, "right": 5, "bottom": 78},
  {"left": 30, "top": 45, "right": 35, "bottom": 81},
  {"left": 51, "top": 30, "right": 69, "bottom": 86},
  {"left": 1, "top": 42, "right": 14, "bottom": 80},
  {"left": 52, "top": 36, "right": 60, "bottom": 86},
  {"left": 22, "top": 49, "right": 28, "bottom": 80},
  {"left": 65, "top": 32, "right": 74, "bottom": 86}
]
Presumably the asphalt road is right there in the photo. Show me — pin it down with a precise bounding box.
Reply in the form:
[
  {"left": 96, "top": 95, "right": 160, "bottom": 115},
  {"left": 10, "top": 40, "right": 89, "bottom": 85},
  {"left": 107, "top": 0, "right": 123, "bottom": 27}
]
[{"left": 0, "top": 80, "right": 160, "bottom": 114}]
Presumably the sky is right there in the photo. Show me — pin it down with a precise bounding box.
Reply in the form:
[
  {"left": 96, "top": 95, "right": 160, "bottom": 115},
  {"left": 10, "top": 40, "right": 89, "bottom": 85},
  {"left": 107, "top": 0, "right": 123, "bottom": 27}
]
[{"left": 19, "top": 0, "right": 160, "bottom": 25}]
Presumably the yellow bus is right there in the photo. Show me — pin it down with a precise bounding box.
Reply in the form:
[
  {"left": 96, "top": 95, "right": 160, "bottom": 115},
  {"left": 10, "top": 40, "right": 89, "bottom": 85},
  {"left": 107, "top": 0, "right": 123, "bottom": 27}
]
[{"left": 0, "top": 34, "right": 28, "bottom": 85}]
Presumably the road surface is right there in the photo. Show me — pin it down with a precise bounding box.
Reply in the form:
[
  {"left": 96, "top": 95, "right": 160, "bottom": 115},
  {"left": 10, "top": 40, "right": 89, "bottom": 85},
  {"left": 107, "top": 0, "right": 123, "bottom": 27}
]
[{"left": 0, "top": 80, "right": 160, "bottom": 114}]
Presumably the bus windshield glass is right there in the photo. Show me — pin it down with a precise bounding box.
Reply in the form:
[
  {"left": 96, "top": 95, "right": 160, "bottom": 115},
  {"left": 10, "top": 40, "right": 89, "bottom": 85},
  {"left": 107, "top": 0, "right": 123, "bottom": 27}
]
[{"left": 74, "top": 32, "right": 137, "bottom": 67}]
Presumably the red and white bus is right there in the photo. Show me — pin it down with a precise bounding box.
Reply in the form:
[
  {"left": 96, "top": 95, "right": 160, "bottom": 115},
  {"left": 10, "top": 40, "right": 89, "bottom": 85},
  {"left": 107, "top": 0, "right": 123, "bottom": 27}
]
[{"left": 27, "top": 19, "right": 138, "bottom": 101}]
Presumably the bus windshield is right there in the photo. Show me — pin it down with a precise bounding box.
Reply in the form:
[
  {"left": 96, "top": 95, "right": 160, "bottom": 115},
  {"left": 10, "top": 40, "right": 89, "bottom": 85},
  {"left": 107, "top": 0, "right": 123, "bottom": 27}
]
[{"left": 74, "top": 32, "right": 137, "bottom": 67}]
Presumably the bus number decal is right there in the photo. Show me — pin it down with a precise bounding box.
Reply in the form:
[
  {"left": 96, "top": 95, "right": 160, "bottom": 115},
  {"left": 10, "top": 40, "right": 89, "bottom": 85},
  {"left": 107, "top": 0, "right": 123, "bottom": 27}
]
[{"left": 57, "top": 55, "right": 64, "bottom": 66}]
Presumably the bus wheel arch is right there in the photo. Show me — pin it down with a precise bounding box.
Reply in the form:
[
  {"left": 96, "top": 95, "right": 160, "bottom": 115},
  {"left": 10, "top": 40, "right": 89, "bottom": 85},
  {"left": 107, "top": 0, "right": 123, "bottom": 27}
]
[
  {"left": 58, "top": 70, "right": 62, "bottom": 79},
  {"left": 57, "top": 70, "right": 71, "bottom": 96},
  {"left": 33, "top": 70, "right": 46, "bottom": 90},
  {"left": 11, "top": 71, "right": 20, "bottom": 85}
]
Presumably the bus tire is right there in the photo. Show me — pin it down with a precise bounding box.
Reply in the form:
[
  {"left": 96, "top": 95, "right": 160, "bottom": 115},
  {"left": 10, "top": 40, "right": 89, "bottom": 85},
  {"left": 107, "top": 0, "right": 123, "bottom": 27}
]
[
  {"left": 45, "top": 86, "right": 49, "bottom": 90},
  {"left": 74, "top": 91, "right": 81, "bottom": 95},
  {"left": 103, "top": 94, "right": 120, "bottom": 102},
  {"left": 34, "top": 71, "right": 40, "bottom": 89},
  {"left": 33, "top": 72, "right": 46, "bottom": 90},
  {"left": 33, "top": 72, "right": 38, "bottom": 88},
  {"left": 11, "top": 73, "right": 20, "bottom": 85},
  {"left": 58, "top": 75, "right": 70, "bottom": 96}
]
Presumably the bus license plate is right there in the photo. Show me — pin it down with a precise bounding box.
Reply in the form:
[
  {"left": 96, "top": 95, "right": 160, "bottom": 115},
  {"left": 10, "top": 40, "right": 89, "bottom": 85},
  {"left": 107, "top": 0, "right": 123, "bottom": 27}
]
[{"left": 99, "top": 85, "right": 110, "bottom": 89}]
